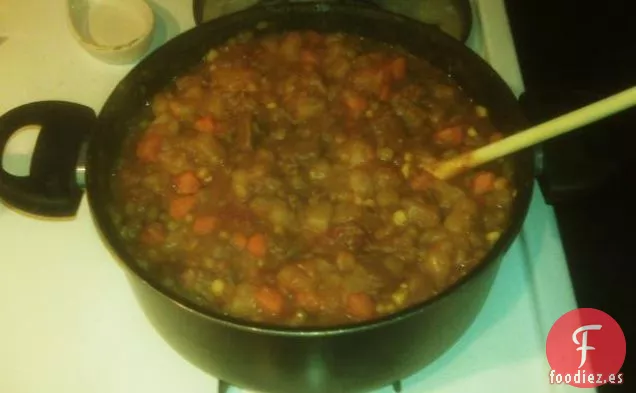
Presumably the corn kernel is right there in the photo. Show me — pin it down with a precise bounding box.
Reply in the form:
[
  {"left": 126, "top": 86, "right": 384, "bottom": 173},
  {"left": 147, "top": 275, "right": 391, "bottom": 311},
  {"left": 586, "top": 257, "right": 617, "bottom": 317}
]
[
  {"left": 476, "top": 105, "right": 488, "bottom": 118},
  {"left": 210, "top": 279, "right": 225, "bottom": 296},
  {"left": 404, "top": 152, "right": 413, "bottom": 162},
  {"left": 467, "top": 127, "right": 478, "bottom": 137},
  {"left": 266, "top": 102, "right": 277, "bottom": 109},
  {"left": 486, "top": 231, "right": 501, "bottom": 243},
  {"left": 392, "top": 210, "right": 408, "bottom": 226}
]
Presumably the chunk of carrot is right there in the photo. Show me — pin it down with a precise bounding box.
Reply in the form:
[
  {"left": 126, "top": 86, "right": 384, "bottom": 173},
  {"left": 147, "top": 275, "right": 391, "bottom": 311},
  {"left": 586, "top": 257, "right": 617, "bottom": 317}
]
[
  {"left": 472, "top": 171, "right": 496, "bottom": 195},
  {"left": 232, "top": 233, "right": 247, "bottom": 250},
  {"left": 169, "top": 196, "right": 197, "bottom": 220},
  {"left": 346, "top": 292, "right": 375, "bottom": 321},
  {"left": 433, "top": 126, "right": 464, "bottom": 146},
  {"left": 342, "top": 91, "right": 368, "bottom": 119},
  {"left": 140, "top": 223, "right": 165, "bottom": 245},
  {"left": 174, "top": 171, "right": 201, "bottom": 195},
  {"left": 192, "top": 215, "right": 217, "bottom": 235},
  {"left": 194, "top": 115, "right": 216, "bottom": 133},
  {"left": 247, "top": 233, "right": 267, "bottom": 258},
  {"left": 255, "top": 286, "right": 285, "bottom": 316},
  {"left": 136, "top": 133, "right": 163, "bottom": 163},
  {"left": 390, "top": 57, "right": 406, "bottom": 80}
]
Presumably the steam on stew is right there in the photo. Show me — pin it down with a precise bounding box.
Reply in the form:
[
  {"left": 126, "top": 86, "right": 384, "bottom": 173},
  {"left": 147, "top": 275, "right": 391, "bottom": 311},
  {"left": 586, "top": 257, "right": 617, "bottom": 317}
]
[{"left": 110, "top": 29, "right": 516, "bottom": 327}]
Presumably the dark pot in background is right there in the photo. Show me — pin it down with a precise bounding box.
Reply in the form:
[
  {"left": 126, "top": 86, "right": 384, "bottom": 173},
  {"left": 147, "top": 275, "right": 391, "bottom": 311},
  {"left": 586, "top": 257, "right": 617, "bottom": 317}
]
[{"left": 0, "top": 2, "right": 534, "bottom": 392}]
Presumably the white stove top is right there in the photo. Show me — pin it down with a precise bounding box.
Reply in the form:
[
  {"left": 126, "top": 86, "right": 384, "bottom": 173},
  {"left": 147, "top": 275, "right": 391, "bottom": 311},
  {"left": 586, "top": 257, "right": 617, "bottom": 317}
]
[{"left": 0, "top": 1, "right": 585, "bottom": 392}]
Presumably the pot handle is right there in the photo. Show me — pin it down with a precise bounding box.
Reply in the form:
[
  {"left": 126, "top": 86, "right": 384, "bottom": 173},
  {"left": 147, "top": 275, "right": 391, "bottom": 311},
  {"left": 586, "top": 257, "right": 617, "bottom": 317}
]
[{"left": 0, "top": 101, "right": 96, "bottom": 217}]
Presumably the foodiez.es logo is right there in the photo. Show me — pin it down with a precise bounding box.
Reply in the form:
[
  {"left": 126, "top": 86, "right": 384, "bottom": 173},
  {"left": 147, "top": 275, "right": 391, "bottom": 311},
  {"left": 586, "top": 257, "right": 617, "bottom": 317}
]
[{"left": 546, "top": 308, "right": 626, "bottom": 388}]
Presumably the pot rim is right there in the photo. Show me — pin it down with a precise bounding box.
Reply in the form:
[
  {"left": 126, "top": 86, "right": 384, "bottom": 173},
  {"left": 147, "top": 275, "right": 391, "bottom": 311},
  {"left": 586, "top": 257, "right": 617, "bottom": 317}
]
[{"left": 85, "top": 1, "right": 535, "bottom": 337}]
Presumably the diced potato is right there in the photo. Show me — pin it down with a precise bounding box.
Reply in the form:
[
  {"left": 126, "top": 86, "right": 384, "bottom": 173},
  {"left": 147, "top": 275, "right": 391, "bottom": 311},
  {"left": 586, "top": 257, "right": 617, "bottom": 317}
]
[
  {"left": 333, "top": 203, "right": 362, "bottom": 224},
  {"left": 444, "top": 197, "right": 478, "bottom": 234},
  {"left": 304, "top": 202, "right": 333, "bottom": 234},
  {"left": 402, "top": 199, "right": 440, "bottom": 229},
  {"left": 384, "top": 257, "right": 404, "bottom": 276},
  {"left": 336, "top": 251, "right": 357, "bottom": 271},
  {"left": 391, "top": 286, "right": 409, "bottom": 306},
  {"left": 349, "top": 169, "right": 373, "bottom": 198},
  {"left": 376, "top": 190, "right": 400, "bottom": 207}
]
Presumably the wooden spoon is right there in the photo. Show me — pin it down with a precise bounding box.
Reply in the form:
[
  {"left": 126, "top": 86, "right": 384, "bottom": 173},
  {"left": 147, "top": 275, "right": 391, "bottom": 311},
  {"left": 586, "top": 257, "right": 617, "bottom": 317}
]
[{"left": 430, "top": 86, "right": 636, "bottom": 180}]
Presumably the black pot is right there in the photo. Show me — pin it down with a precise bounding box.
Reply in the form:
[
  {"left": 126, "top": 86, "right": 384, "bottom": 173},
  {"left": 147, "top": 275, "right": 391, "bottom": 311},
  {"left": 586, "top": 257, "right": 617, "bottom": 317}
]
[{"left": 0, "top": 2, "right": 534, "bottom": 393}]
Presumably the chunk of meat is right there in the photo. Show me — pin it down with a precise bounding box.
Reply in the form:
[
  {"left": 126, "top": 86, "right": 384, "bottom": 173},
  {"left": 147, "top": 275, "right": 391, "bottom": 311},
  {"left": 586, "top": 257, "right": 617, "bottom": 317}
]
[
  {"left": 136, "top": 133, "right": 163, "bottom": 163},
  {"left": 140, "top": 223, "right": 165, "bottom": 245},
  {"left": 342, "top": 90, "right": 368, "bottom": 119}
]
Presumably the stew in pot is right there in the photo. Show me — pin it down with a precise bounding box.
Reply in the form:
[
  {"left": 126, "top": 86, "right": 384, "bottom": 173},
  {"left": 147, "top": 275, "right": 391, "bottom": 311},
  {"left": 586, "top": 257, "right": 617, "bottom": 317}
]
[{"left": 109, "top": 29, "right": 516, "bottom": 327}]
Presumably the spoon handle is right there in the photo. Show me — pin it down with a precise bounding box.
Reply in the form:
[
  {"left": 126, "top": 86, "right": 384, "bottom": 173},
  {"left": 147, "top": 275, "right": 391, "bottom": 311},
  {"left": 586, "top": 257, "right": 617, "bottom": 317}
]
[{"left": 431, "top": 86, "right": 636, "bottom": 180}]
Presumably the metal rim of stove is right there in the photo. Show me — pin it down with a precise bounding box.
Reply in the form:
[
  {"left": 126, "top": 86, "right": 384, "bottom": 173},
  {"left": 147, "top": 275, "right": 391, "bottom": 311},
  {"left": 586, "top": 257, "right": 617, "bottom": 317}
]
[{"left": 218, "top": 379, "right": 404, "bottom": 393}]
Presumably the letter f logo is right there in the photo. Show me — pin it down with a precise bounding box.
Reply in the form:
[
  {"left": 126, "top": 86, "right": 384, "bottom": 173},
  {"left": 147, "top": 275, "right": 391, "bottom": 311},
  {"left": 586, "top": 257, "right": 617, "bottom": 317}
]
[{"left": 572, "top": 324, "right": 602, "bottom": 368}]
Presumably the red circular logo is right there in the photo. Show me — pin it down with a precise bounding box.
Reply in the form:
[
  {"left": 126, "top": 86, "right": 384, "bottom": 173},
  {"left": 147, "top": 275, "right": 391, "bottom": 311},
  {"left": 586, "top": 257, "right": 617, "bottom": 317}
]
[{"left": 546, "top": 308, "right": 626, "bottom": 388}]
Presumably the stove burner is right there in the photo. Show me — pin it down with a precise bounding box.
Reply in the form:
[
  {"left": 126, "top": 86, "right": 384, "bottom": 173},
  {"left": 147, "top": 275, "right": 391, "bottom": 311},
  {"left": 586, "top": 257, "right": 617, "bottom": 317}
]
[
  {"left": 217, "top": 379, "right": 403, "bottom": 393},
  {"left": 192, "top": 0, "right": 472, "bottom": 43}
]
